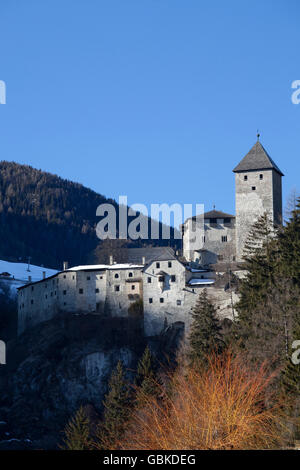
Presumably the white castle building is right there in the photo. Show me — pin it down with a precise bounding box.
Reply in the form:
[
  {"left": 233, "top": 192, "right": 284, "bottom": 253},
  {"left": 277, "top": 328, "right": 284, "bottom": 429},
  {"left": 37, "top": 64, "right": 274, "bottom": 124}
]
[{"left": 18, "top": 137, "right": 283, "bottom": 337}]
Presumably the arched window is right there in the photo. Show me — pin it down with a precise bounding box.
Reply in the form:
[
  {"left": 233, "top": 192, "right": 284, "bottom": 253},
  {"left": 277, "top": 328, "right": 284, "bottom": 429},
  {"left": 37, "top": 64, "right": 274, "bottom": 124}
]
[
  {"left": 128, "top": 272, "right": 133, "bottom": 278},
  {"left": 114, "top": 273, "right": 119, "bottom": 279}
]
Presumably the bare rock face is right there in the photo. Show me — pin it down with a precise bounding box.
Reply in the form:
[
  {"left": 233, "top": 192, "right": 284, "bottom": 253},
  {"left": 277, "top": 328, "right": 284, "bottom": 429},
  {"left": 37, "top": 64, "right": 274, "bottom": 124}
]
[{"left": 0, "top": 314, "right": 146, "bottom": 448}]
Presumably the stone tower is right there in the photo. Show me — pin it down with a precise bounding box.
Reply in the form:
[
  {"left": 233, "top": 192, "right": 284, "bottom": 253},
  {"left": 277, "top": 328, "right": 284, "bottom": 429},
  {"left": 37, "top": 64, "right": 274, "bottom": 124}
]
[{"left": 233, "top": 137, "right": 283, "bottom": 261}]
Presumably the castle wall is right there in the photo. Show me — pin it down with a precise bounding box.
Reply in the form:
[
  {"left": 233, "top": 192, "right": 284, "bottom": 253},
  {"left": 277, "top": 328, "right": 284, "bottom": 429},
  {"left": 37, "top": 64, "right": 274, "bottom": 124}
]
[
  {"left": 143, "top": 259, "right": 189, "bottom": 336},
  {"left": 183, "top": 217, "right": 236, "bottom": 265},
  {"left": 235, "top": 169, "right": 276, "bottom": 261}
]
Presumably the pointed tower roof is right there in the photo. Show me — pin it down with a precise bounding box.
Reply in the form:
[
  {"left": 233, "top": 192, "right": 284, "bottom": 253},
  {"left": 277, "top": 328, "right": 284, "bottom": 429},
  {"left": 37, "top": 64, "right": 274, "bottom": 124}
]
[{"left": 233, "top": 141, "right": 284, "bottom": 176}]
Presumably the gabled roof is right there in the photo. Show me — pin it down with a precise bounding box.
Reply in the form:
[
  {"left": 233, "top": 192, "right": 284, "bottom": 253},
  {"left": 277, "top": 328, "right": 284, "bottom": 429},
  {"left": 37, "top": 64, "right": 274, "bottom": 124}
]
[
  {"left": 233, "top": 141, "right": 284, "bottom": 176},
  {"left": 127, "top": 247, "right": 176, "bottom": 264},
  {"left": 186, "top": 210, "right": 235, "bottom": 223}
]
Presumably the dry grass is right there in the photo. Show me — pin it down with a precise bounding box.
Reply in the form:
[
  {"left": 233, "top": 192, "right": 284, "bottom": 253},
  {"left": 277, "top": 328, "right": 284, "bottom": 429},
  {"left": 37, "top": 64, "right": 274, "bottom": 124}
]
[{"left": 117, "top": 351, "right": 290, "bottom": 450}]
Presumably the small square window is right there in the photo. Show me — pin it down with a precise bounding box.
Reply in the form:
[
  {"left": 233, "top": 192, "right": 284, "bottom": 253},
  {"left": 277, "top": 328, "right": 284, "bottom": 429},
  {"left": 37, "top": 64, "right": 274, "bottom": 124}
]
[
  {"left": 156, "top": 262, "right": 160, "bottom": 269},
  {"left": 177, "top": 300, "right": 181, "bottom": 306},
  {"left": 260, "top": 174, "right": 263, "bottom": 180},
  {"left": 168, "top": 261, "right": 172, "bottom": 268},
  {"left": 115, "top": 285, "right": 120, "bottom": 292},
  {"left": 252, "top": 186, "right": 256, "bottom": 191},
  {"left": 147, "top": 277, "right": 152, "bottom": 283},
  {"left": 128, "top": 272, "right": 133, "bottom": 278},
  {"left": 131, "top": 285, "right": 135, "bottom": 290},
  {"left": 63, "top": 290, "right": 67, "bottom": 295},
  {"left": 171, "top": 275, "right": 176, "bottom": 282},
  {"left": 160, "top": 298, "right": 164, "bottom": 303},
  {"left": 79, "top": 288, "right": 83, "bottom": 294},
  {"left": 95, "top": 288, "right": 99, "bottom": 293},
  {"left": 63, "top": 275, "right": 66, "bottom": 279},
  {"left": 149, "top": 298, "right": 153, "bottom": 304},
  {"left": 244, "top": 175, "right": 248, "bottom": 181}
]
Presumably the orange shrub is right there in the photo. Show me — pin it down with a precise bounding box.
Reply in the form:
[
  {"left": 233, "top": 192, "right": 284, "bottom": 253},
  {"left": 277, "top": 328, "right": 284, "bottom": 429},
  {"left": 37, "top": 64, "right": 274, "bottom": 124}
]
[{"left": 117, "top": 351, "right": 289, "bottom": 450}]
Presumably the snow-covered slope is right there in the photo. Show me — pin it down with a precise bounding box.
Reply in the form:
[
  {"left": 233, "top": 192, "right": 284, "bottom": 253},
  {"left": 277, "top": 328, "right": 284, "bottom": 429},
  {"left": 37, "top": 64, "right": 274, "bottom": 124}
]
[{"left": 0, "top": 260, "right": 58, "bottom": 297}]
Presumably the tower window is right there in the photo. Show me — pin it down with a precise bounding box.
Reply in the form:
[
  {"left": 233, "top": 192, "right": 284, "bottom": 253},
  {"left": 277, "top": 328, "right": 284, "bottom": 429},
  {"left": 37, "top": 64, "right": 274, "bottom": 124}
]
[
  {"left": 128, "top": 272, "right": 133, "bottom": 277},
  {"left": 259, "top": 174, "right": 263, "bottom": 180},
  {"left": 79, "top": 288, "right": 83, "bottom": 294},
  {"left": 131, "top": 285, "right": 135, "bottom": 290},
  {"left": 115, "top": 285, "right": 120, "bottom": 292},
  {"left": 252, "top": 186, "right": 256, "bottom": 191},
  {"left": 147, "top": 277, "right": 152, "bottom": 283},
  {"left": 221, "top": 236, "right": 228, "bottom": 243},
  {"left": 114, "top": 273, "right": 119, "bottom": 279},
  {"left": 160, "top": 298, "right": 164, "bottom": 303},
  {"left": 171, "top": 275, "right": 176, "bottom": 282},
  {"left": 149, "top": 298, "right": 153, "bottom": 304},
  {"left": 156, "top": 262, "right": 160, "bottom": 268},
  {"left": 244, "top": 175, "right": 248, "bottom": 181},
  {"left": 168, "top": 261, "right": 172, "bottom": 268}
]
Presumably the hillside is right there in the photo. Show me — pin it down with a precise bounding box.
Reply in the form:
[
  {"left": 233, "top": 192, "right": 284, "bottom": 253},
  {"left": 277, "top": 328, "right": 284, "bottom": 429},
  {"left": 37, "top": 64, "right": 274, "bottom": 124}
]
[{"left": 0, "top": 161, "right": 179, "bottom": 269}]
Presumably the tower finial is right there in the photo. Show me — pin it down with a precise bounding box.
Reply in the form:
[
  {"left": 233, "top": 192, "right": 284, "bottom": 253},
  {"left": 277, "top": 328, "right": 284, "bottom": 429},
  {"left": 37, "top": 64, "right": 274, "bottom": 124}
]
[{"left": 257, "top": 129, "right": 260, "bottom": 141}]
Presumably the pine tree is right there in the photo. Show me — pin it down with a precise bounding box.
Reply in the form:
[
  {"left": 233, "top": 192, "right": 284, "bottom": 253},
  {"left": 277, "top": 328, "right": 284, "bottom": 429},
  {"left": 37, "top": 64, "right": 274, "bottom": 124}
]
[
  {"left": 189, "top": 289, "right": 223, "bottom": 366},
  {"left": 236, "top": 213, "right": 278, "bottom": 343},
  {"left": 62, "top": 406, "right": 92, "bottom": 450},
  {"left": 135, "top": 346, "right": 160, "bottom": 405},
  {"left": 97, "top": 360, "right": 131, "bottom": 448}
]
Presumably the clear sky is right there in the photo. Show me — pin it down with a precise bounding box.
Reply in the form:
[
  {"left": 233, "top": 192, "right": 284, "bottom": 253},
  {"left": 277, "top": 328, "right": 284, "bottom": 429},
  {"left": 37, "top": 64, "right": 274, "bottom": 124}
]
[{"left": 0, "top": 0, "right": 299, "bottom": 219}]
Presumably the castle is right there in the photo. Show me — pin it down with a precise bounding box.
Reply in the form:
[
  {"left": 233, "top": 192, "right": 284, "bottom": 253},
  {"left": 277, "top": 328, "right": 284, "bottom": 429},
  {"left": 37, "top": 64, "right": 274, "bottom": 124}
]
[{"left": 17, "top": 137, "right": 284, "bottom": 337}]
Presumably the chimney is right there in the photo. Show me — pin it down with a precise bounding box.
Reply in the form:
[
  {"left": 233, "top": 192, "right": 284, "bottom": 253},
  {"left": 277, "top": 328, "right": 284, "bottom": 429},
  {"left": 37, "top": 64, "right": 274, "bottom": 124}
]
[
  {"left": 28, "top": 275, "right": 32, "bottom": 283},
  {"left": 42, "top": 271, "right": 46, "bottom": 280},
  {"left": 142, "top": 256, "right": 146, "bottom": 265},
  {"left": 63, "top": 261, "right": 69, "bottom": 271},
  {"left": 109, "top": 255, "right": 113, "bottom": 265}
]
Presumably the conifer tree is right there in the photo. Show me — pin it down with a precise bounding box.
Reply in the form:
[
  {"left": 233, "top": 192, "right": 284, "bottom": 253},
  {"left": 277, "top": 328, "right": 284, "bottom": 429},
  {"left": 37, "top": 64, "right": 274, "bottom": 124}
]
[
  {"left": 62, "top": 406, "right": 92, "bottom": 450},
  {"left": 189, "top": 289, "right": 223, "bottom": 366},
  {"left": 235, "top": 213, "right": 278, "bottom": 343},
  {"left": 135, "top": 346, "right": 160, "bottom": 405},
  {"left": 98, "top": 360, "right": 131, "bottom": 448}
]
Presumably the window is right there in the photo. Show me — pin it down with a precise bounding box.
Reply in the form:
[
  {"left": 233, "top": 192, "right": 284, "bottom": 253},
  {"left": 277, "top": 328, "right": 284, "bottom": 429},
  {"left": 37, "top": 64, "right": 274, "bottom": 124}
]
[
  {"left": 168, "top": 261, "right": 172, "bottom": 268},
  {"left": 63, "top": 290, "right": 67, "bottom": 295},
  {"left": 63, "top": 275, "right": 66, "bottom": 279},
  {"left": 131, "top": 285, "right": 135, "bottom": 290},
  {"left": 158, "top": 276, "right": 165, "bottom": 282},
  {"left": 252, "top": 186, "right": 256, "bottom": 191},
  {"left": 260, "top": 174, "right": 263, "bottom": 180},
  {"left": 221, "top": 236, "right": 227, "bottom": 243},
  {"left": 72, "top": 276, "right": 75, "bottom": 280},
  {"left": 147, "top": 277, "right": 152, "bottom": 283},
  {"left": 171, "top": 275, "right": 176, "bottom": 282},
  {"left": 114, "top": 273, "right": 119, "bottom": 279},
  {"left": 115, "top": 285, "right": 120, "bottom": 292},
  {"left": 95, "top": 288, "right": 99, "bottom": 293},
  {"left": 210, "top": 218, "right": 217, "bottom": 226},
  {"left": 31, "top": 299, "right": 34, "bottom": 305},
  {"left": 87, "top": 276, "right": 90, "bottom": 280},
  {"left": 149, "top": 298, "right": 153, "bottom": 304},
  {"left": 156, "top": 262, "right": 160, "bottom": 269},
  {"left": 244, "top": 175, "right": 248, "bottom": 181},
  {"left": 128, "top": 272, "right": 133, "bottom": 278},
  {"left": 160, "top": 298, "right": 164, "bottom": 303},
  {"left": 177, "top": 300, "right": 181, "bottom": 306},
  {"left": 224, "top": 218, "right": 231, "bottom": 225},
  {"left": 79, "top": 288, "right": 83, "bottom": 294}
]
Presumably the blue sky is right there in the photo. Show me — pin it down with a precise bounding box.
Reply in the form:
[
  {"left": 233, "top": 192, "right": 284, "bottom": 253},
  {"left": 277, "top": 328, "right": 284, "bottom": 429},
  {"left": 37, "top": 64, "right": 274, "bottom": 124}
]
[{"left": 0, "top": 0, "right": 299, "bottom": 219}]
